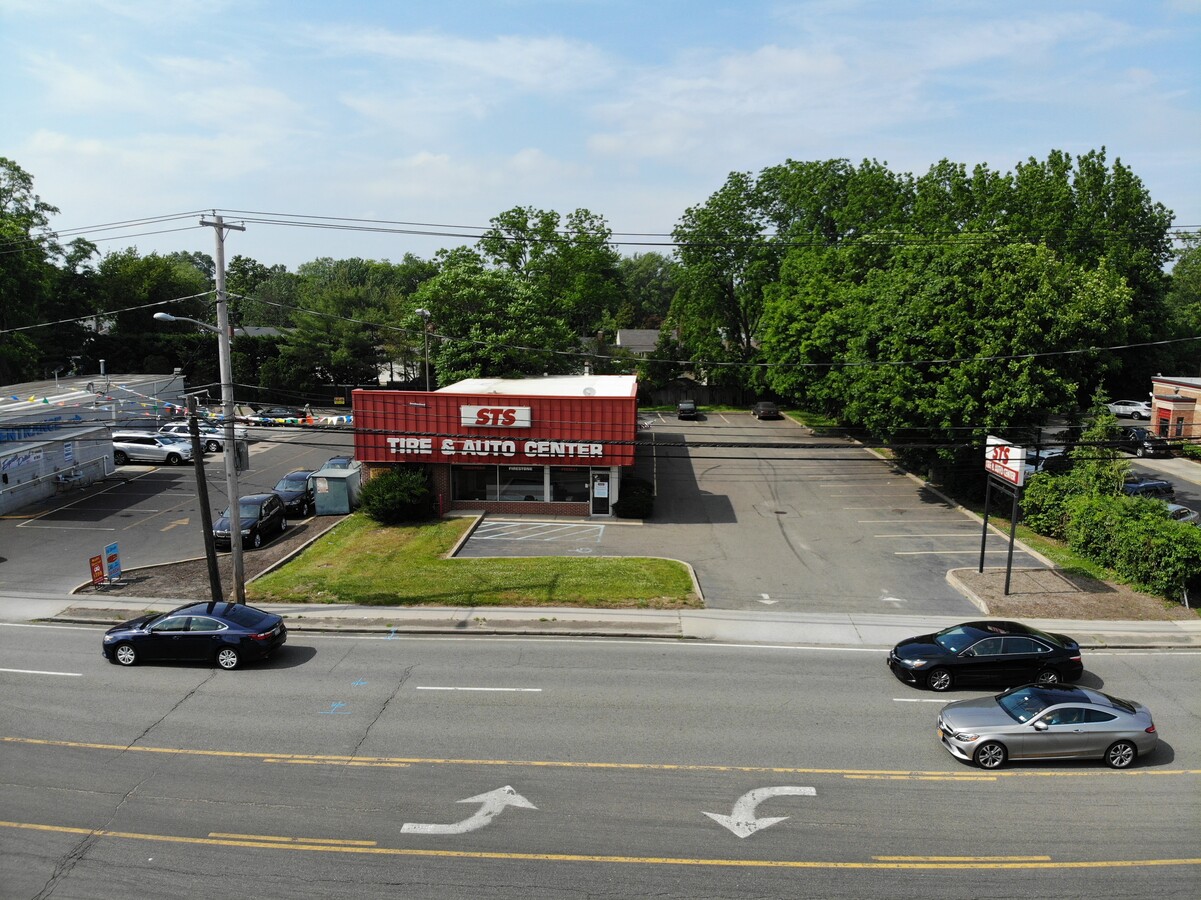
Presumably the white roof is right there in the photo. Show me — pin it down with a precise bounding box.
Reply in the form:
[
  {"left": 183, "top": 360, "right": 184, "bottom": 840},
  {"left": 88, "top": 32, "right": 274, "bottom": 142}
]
[{"left": 440, "top": 375, "right": 637, "bottom": 398}]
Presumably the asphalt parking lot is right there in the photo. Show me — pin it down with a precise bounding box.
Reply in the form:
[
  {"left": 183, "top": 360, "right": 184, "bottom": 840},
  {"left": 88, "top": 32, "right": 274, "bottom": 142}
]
[{"left": 456, "top": 412, "right": 1031, "bottom": 616}]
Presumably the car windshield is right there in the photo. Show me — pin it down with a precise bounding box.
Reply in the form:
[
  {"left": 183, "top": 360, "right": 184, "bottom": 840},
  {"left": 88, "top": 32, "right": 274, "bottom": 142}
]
[
  {"left": 220, "top": 502, "right": 263, "bottom": 519},
  {"left": 933, "top": 625, "right": 981, "bottom": 653},
  {"left": 996, "top": 686, "right": 1053, "bottom": 723},
  {"left": 274, "top": 476, "right": 306, "bottom": 491}
]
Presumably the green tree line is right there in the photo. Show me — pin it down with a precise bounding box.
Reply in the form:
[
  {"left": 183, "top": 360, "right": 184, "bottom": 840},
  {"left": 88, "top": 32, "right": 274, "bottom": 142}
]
[{"left": 2, "top": 151, "right": 1198, "bottom": 481}]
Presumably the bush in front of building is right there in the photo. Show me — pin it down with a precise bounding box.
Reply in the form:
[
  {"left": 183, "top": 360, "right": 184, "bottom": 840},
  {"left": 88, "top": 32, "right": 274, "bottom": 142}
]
[
  {"left": 360, "top": 466, "right": 435, "bottom": 525},
  {"left": 613, "top": 476, "right": 654, "bottom": 519}
]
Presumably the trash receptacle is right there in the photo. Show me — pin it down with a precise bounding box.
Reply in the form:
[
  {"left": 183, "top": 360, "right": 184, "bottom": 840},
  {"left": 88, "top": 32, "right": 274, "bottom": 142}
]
[{"left": 312, "top": 464, "right": 361, "bottom": 515}]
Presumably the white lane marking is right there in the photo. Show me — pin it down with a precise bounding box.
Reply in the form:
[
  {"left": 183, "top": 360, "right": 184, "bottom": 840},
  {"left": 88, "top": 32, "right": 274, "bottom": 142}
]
[
  {"left": 0, "top": 623, "right": 101, "bottom": 632},
  {"left": 857, "top": 519, "right": 966, "bottom": 523},
  {"left": 893, "top": 698, "right": 946, "bottom": 703},
  {"left": 415, "top": 686, "right": 542, "bottom": 692},
  {"left": 704, "top": 786, "right": 817, "bottom": 838},
  {"left": 15, "top": 524, "right": 118, "bottom": 531},
  {"left": 894, "top": 550, "right": 1022, "bottom": 555},
  {"left": 401, "top": 786, "right": 537, "bottom": 835},
  {"left": 875, "top": 534, "right": 978, "bottom": 538},
  {"left": 0, "top": 667, "right": 82, "bottom": 677}
]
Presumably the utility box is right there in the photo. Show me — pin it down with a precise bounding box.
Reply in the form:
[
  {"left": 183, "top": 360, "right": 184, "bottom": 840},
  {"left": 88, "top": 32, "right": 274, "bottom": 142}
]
[{"left": 312, "top": 464, "right": 362, "bottom": 515}]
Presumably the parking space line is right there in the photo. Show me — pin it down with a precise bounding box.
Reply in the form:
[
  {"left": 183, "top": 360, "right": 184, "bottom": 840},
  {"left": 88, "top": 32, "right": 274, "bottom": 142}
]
[
  {"left": 875, "top": 533, "right": 979, "bottom": 538},
  {"left": 894, "top": 549, "right": 1025, "bottom": 555}
]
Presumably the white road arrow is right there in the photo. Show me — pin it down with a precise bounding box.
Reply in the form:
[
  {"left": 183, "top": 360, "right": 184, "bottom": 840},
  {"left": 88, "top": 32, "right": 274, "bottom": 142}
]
[
  {"left": 703, "top": 786, "right": 816, "bottom": 838},
  {"left": 401, "top": 785, "right": 536, "bottom": 835}
]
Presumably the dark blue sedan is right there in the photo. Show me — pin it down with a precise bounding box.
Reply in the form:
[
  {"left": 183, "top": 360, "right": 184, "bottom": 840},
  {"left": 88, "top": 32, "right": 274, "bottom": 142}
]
[{"left": 102, "top": 602, "right": 287, "bottom": 670}]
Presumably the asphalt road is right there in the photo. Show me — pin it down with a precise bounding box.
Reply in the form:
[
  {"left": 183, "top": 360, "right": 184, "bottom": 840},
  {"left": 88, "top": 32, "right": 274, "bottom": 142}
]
[
  {"left": 2, "top": 624, "right": 1199, "bottom": 899},
  {"left": 0, "top": 426, "right": 355, "bottom": 594}
]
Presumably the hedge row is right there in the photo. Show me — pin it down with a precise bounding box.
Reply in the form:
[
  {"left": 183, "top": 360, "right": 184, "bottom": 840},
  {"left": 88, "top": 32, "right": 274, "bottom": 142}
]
[{"left": 1022, "top": 477, "right": 1201, "bottom": 601}]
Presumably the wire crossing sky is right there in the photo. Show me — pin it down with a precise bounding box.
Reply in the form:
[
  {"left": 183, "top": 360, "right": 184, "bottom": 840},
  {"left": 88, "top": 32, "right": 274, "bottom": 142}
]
[{"left": 1, "top": 0, "right": 1198, "bottom": 269}]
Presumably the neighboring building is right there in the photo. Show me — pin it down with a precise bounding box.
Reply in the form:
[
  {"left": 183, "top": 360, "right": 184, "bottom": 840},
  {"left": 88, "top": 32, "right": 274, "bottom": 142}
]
[
  {"left": 1151, "top": 376, "right": 1201, "bottom": 441},
  {"left": 352, "top": 375, "right": 639, "bottom": 516},
  {"left": 614, "top": 329, "right": 661, "bottom": 357},
  {"left": 0, "top": 373, "right": 187, "bottom": 514}
]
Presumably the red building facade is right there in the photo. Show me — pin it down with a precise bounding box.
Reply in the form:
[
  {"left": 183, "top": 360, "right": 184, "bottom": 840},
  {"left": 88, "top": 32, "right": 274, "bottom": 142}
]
[{"left": 352, "top": 376, "right": 640, "bottom": 516}]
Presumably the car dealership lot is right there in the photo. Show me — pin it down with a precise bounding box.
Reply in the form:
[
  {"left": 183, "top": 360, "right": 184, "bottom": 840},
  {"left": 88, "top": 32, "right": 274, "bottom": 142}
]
[{"left": 0, "top": 427, "right": 353, "bottom": 594}]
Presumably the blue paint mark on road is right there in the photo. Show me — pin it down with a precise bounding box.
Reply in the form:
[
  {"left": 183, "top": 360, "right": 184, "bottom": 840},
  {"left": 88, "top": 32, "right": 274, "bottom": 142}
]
[
  {"left": 386, "top": 628, "right": 399, "bottom": 640},
  {"left": 319, "top": 701, "right": 350, "bottom": 714},
  {"left": 352, "top": 678, "right": 367, "bottom": 686}
]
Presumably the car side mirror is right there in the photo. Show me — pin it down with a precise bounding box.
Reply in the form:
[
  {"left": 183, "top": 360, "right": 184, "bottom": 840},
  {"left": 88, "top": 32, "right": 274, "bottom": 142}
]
[{"left": 1033, "top": 720, "right": 1049, "bottom": 731}]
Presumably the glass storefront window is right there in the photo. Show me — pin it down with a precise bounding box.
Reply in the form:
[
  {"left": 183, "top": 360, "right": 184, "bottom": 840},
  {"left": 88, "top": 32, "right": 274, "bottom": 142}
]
[
  {"left": 453, "top": 466, "right": 494, "bottom": 501},
  {"left": 498, "top": 466, "right": 544, "bottom": 501},
  {"left": 550, "top": 467, "right": 590, "bottom": 502}
]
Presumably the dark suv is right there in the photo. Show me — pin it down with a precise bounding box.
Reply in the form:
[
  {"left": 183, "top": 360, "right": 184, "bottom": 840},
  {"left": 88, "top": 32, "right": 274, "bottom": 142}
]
[
  {"left": 213, "top": 493, "right": 288, "bottom": 550},
  {"left": 676, "top": 400, "right": 698, "bottom": 420},
  {"left": 273, "top": 470, "right": 316, "bottom": 517},
  {"left": 1116, "top": 427, "right": 1170, "bottom": 459}
]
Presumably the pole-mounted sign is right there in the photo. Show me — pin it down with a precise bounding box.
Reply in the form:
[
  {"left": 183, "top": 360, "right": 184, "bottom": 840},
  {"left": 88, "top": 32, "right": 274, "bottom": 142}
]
[{"left": 984, "top": 435, "right": 1027, "bottom": 487}]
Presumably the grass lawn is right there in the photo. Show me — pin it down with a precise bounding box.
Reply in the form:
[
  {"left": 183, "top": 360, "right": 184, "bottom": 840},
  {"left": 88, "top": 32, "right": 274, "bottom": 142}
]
[{"left": 248, "top": 514, "right": 700, "bottom": 609}]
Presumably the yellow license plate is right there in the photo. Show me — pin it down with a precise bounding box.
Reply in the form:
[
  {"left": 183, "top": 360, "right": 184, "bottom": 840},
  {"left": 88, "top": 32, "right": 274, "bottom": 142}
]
[{"left": 937, "top": 728, "right": 944, "bottom": 739}]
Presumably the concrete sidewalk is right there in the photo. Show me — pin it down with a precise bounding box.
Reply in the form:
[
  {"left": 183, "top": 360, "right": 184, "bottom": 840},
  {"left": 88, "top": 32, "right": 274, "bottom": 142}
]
[{"left": 6, "top": 590, "right": 1201, "bottom": 650}]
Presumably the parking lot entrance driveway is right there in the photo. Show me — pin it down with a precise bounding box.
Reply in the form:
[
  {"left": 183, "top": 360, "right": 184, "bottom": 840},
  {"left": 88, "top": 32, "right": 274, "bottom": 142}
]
[{"left": 457, "top": 415, "right": 1029, "bottom": 616}]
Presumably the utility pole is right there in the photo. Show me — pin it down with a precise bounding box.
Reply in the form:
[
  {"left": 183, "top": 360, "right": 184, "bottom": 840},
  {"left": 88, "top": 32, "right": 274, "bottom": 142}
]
[
  {"left": 188, "top": 395, "right": 223, "bottom": 606},
  {"left": 201, "top": 213, "right": 247, "bottom": 603}
]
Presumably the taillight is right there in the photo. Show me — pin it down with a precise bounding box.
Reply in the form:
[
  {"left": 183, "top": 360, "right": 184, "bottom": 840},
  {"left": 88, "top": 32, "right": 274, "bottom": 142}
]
[
  {"left": 250, "top": 629, "right": 274, "bottom": 641},
  {"left": 1070, "top": 655, "right": 1081, "bottom": 662},
  {"left": 1145, "top": 724, "right": 1156, "bottom": 734}
]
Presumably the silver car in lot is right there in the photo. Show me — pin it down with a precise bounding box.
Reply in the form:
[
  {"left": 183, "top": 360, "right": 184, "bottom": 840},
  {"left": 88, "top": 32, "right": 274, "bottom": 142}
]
[{"left": 937, "top": 684, "right": 1157, "bottom": 770}]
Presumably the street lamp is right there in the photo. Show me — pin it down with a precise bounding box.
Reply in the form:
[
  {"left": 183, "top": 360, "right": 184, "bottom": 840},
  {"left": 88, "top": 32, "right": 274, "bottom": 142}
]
[
  {"left": 415, "top": 308, "right": 431, "bottom": 392},
  {"left": 154, "top": 309, "right": 246, "bottom": 603}
]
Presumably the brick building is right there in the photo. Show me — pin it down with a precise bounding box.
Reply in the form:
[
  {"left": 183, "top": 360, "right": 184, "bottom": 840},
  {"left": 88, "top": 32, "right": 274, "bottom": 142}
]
[
  {"left": 1151, "top": 375, "right": 1201, "bottom": 441},
  {"left": 352, "top": 375, "right": 639, "bottom": 516}
]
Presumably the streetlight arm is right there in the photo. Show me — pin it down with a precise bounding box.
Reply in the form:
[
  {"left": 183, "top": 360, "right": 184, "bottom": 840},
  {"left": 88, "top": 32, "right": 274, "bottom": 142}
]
[{"left": 154, "top": 311, "right": 221, "bottom": 335}]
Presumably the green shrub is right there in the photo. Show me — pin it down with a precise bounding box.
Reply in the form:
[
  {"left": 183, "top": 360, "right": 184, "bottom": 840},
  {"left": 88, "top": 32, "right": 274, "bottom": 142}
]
[
  {"left": 1020, "top": 473, "right": 1076, "bottom": 539},
  {"left": 1176, "top": 442, "right": 1201, "bottom": 461},
  {"left": 359, "top": 466, "right": 435, "bottom": 525}
]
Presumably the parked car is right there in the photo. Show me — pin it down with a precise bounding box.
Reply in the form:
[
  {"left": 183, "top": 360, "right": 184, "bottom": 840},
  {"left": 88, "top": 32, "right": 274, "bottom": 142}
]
[
  {"left": 322, "top": 455, "right": 356, "bottom": 470},
  {"left": 1107, "top": 400, "right": 1152, "bottom": 419},
  {"left": 937, "top": 683, "right": 1157, "bottom": 770},
  {"left": 102, "top": 601, "right": 287, "bottom": 670},
  {"left": 212, "top": 493, "right": 288, "bottom": 550},
  {"left": 272, "top": 469, "right": 316, "bottom": 517},
  {"left": 1122, "top": 474, "right": 1175, "bottom": 499},
  {"left": 751, "top": 401, "right": 782, "bottom": 420},
  {"left": 158, "top": 421, "right": 249, "bottom": 452},
  {"left": 1165, "top": 503, "right": 1199, "bottom": 525},
  {"left": 111, "top": 431, "right": 194, "bottom": 466},
  {"left": 1022, "top": 448, "right": 1072, "bottom": 478},
  {"left": 253, "top": 406, "right": 304, "bottom": 425},
  {"left": 676, "top": 400, "right": 698, "bottom": 420},
  {"left": 887, "top": 620, "right": 1083, "bottom": 692},
  {"left": 1115, "top": 426, "right": 1170, "bottom": 459}
]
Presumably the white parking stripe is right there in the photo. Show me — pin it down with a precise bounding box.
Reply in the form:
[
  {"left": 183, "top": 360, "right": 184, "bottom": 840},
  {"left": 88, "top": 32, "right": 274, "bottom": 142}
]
[
  {"left": 0, "top": 668, "right": 82, "bottom": 677},
  {"left": 415, "top": 686, "right": 542, "bottom": 692},
  {"left": 894, "top": 549, "right": 1025, "bottom": 555}
]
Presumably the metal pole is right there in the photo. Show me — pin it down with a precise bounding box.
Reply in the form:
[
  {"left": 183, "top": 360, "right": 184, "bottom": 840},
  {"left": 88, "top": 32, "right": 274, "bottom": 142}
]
[
  {"left": 1005, "top": 489, "right": 1020, "bottom": 596},
  {"left": 202, "top": 213, "right": 247, "bottom": 602},
  {"left": 979, "top": 479, "right": 992, "bottom": 573},
  {"left": 188, "top": 395, "right": 223, "bottom": 605},
  {"left": 424, "top": 326, "right": 430, "bottom": 392}
]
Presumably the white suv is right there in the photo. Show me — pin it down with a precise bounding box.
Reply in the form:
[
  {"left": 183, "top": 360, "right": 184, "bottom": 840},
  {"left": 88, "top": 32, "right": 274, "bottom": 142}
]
[
  {"left": 1107, "top": 400, "right": 1152, "bottom": 419},
  {"left": 112, "top": 431, "right": 194, "bottom": 466}
]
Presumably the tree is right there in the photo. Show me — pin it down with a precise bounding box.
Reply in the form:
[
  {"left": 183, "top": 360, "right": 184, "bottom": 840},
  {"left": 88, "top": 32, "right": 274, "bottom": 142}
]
[
  {"left": 0, "top": 157, "right": 60, "bottom": 382},
  {"left": 413, "top": 249, "right": 578, "bottom": 385},
  {"left": 614, "top": 252, "right": 679, "bottom": 329},
  {"left": 1165, "top": 234, "right": 1201, "bottom": 374},
  {"left": 670, "top": 171, "right": 781, "bottom": 390},
  {"left": 477, "top": 206, "right": 625, "bottom": 336}
]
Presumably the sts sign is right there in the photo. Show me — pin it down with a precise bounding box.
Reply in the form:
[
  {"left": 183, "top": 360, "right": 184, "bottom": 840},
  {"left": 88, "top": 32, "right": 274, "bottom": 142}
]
[
  {"left": 985, "top": 435, "right": 1027, "bottom": 487},
  {"left": 461, "top": 405, "right": 532, "bottom": 428}
]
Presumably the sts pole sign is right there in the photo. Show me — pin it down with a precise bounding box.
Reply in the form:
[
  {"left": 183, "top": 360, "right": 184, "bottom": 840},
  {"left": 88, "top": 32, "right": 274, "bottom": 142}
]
[{"left": 985, "top": 436, "right": 1027, "bottom": 487}]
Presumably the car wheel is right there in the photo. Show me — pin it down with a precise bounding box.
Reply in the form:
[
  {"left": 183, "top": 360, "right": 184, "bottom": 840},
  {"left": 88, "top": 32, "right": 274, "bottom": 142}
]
[
  {"left": 205, "top": 439, "right": 221, "bottom": 452},
  {"left": 927, "top": 668, "right": 953, "bottom": 692},
  {"left": 281, "top": 517, "right": 289, "bottom": 531},
  {"left": 251, "top": 532, "right": 263, "bottom": 549},
  {"left": 974, "top": 741, "right": 1007, "bottom": 769},
  {"left": 1135, "top": 446, "right": 1146, "bottom": 458},
  {"left": 1131, "top": 412, "right": 1144, "bottom": 420},
  {"left": 166, "top": 453, "right": 182, "bottom": 465},
  {"left": 114, "top": 643, "right": 138, "bottom": 666},
  {"left": 1105, "top": 740, "right": 1137, "bottom": 769},
  {"left": 216, "top": 647, "right": 241, "bottom": 670},
  {"left": 114, "top": 451, "right": 128, "bottom": 465},
  {"left": 1035, "top": 668, "right": 1061, "bottom": 686},
  {"left": 304, "top": 501, "right": 312, "bottom": 517}
]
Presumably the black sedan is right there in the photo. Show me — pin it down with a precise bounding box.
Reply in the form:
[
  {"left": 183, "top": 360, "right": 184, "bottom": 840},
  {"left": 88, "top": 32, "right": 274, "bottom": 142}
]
[
  {"left": 213, "top": 493, "right": 288, "bottom": 550},
  {"left": 102, "top": 602, "right": 287, "bottom": 670},
  {"left": 887, "top": 620, "right": 1083, "bottom": 692},
  {"left": 272, "top": 470, "right": 316, "bottom": 517}
]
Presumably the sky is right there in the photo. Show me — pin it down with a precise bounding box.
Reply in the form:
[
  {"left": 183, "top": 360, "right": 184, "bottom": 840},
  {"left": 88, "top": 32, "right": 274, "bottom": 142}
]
[{"left": 2, "top": 0, "right": 1200, "bottom": 270}]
